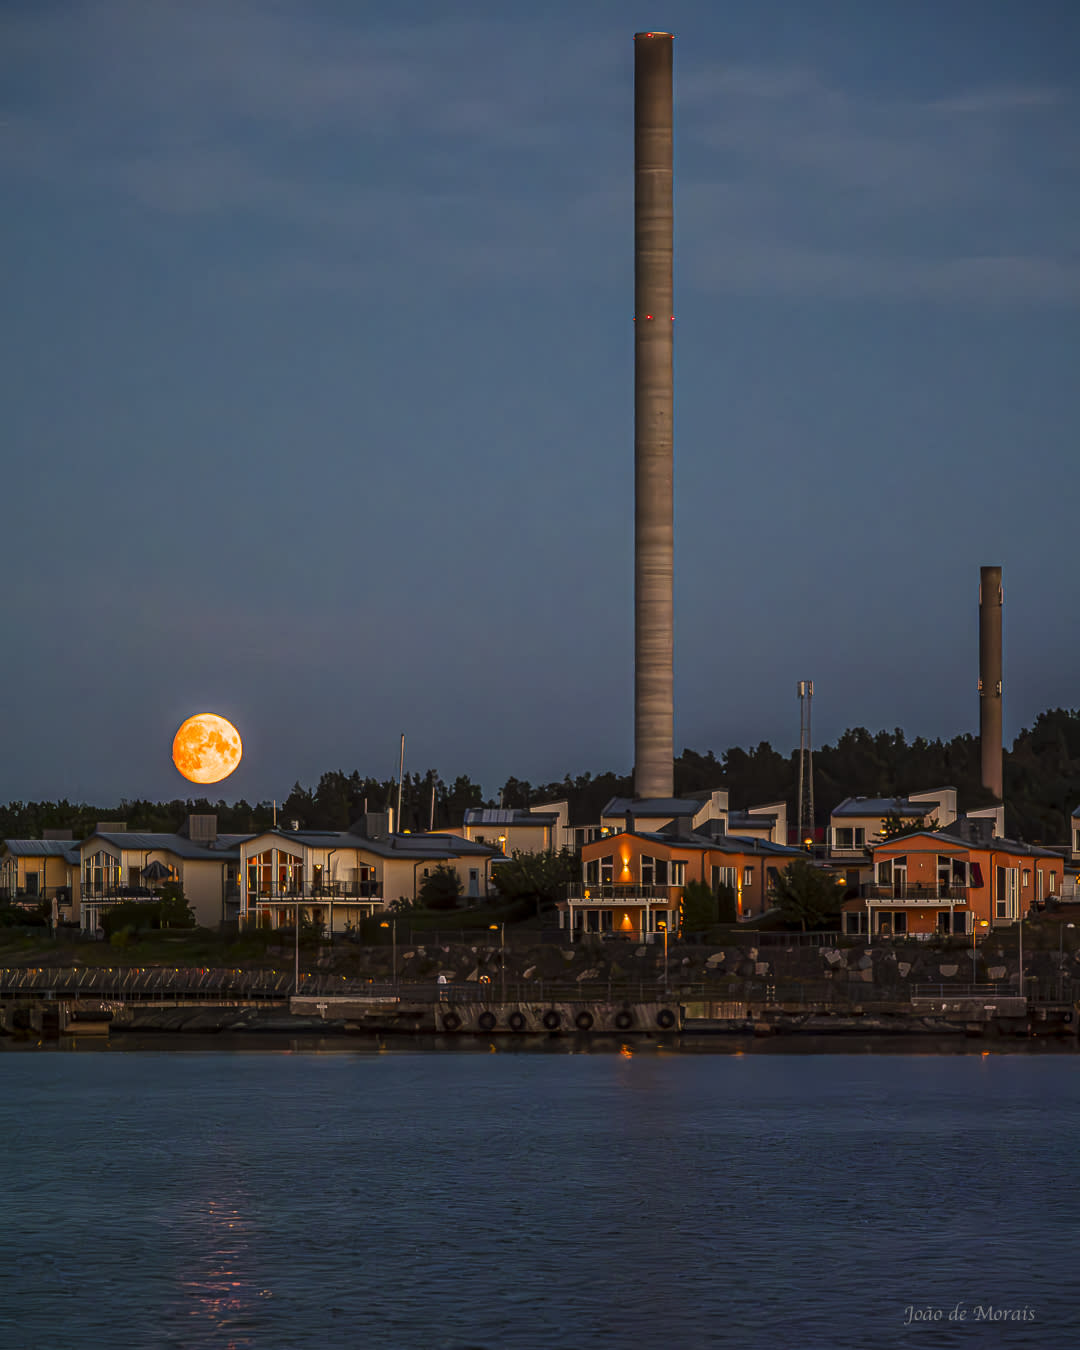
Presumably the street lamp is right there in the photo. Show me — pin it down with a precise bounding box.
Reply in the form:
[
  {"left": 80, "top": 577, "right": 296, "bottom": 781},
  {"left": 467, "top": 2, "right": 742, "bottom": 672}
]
[
  {"left": 972, "top": 918, "right": 989, "bottom": 985},
  {"left": 657, "top": 918, "right": 669, "bottom": 995},
  {"left": 294, "top": 897, "right": 301, "bottom": 994},
  {"left": 1059, "top": 922, "right": 1075, "bottom": 1000},
  {"left": 490, "top": 923, "right": 505, "bottom": 1002},
  {"left": 380, "top": 919, "right": 397, "bottom": 991}
]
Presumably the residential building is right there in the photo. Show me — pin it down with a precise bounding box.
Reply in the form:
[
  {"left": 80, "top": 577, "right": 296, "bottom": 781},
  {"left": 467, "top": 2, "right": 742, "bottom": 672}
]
[
  {"left": 725, "top": 801, "right": 789, "bottom": 847},
  {"left": 599, "top": 790, "right": 730, "bottom": 838},
  {"left": 560, "top": 823, "right": 806, "bottom": 938},
  {"left": 828, "top": 787, "right": 958, "bottom": 861},
  {"left": 78, "top": 816, "right": 247, "bottom": 931},
  {"left": 0, "top": 838, "right": 80, "bottom": 924},
  {"left": 456, "top": 806, "right": 562, "bottom": 855},
  {"left": 238, "top": 828, "right": 497, "bottom": 933},
  {"left": 841, "top": 827, "right": 1064, "bottom": 938}
]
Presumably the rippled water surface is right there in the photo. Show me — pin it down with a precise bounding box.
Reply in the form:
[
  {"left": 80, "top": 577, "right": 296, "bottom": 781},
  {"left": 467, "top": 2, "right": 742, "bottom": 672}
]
[{"left": 1, "top": 1043, "right": 1077, "bottom": 1349}]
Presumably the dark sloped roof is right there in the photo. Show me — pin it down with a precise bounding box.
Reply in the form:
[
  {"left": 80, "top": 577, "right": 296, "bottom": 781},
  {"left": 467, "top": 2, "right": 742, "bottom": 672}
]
[
  {"left": 3, "top": 839, "right": 79, "bottom": 858},
  {"left": 831, "top": 795, "right": 941, "bottom": 819},
  {"left": 85, "top": 831, "right": 252, "bottom": 861},
  {"left": 463, "top": 808, "right": 557, "bottom": 827},
  {"left": 244, "top": 828, "right": 495, "bottom": 860},
  {"left": 601, "top": 796, "right": 700, "bottom": 818}
]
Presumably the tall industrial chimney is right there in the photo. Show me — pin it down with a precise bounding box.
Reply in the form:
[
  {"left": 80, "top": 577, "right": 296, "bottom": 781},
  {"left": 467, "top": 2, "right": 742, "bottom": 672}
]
[
  {"left": 633, "top": 32, "right": 675, "bottom": 800},
  {"left": 978, "top": 565, "right": 1003, "bottom": 800}
]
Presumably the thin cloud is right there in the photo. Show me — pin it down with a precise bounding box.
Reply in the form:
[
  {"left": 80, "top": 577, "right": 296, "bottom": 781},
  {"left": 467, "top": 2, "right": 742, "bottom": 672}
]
[{"left": 2, "top": 4, "right": 1077, "bottom": 305}]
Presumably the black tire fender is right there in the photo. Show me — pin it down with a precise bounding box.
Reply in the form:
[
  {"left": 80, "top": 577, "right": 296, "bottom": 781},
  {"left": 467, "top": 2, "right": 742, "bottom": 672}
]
[
  {"left": 542, "top": 1009, "right": 561, "bottom": 1031},
  {"left": 478, "top": 1010, "right": 497, "bottom": 1031},
  {"left": 508, "top": 1011, "right": 527, "bottom": 1032},
  {"left": 574, "top": 1010, "right": 594, "bottom": 1031},
  {"left": 442, "top": 1012, "right": 461, "bottom": 1032},
  {"left": 656, "top": 1008, "right": 676, "bottom": 1030},
  {"left": 615, "top": 1010, "right": 634, "bottom": 1030}
]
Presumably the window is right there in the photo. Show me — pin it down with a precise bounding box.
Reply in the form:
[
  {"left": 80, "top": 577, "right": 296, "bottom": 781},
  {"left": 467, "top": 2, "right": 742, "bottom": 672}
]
[
  {"left": 743, "top": 867, "right": 753, "bottom": 888},
  {"left": 585, "top": 859, "right": 599, "bottom": 886},
  {"left": 878, "top": 860, "right": 893, "bottom": 885},
  {"left": 671, "top": 861, "right": 686, "bottom": 887},
  {"left": 893, "top": 911, "right": 907, "bottom": 934},
  {"left": 1049, "top": 870, "right": 1057, "bottom": 895},
  {"left": 83, "top": 850, "right": 121, "bottom": 896},
  {"left": 835, "top": 827, "right": 865, "bottom": 849},
  {"left": 641, "top": 856, "right": 654, "bottom": 886},
  {"left": 995, "top": 866, "right": 1019, "bottom": 920},
  {"left": 716, "top": 866, "right": 737, "bottom": 891},
  {"left": 600, "top": 856, "right": 614, "bottom": 886},
  {"left": 601, "top": 910, "right": 613, "bottom": 932},
  {"left": 24, "top": 872, "right": 40, "bottom": 897},
  {"left": 1022, "top": 869, "right": 1031, "bottom": 888}
]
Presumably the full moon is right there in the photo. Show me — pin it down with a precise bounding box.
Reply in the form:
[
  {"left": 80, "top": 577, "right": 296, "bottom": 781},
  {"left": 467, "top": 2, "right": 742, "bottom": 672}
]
[{"left": 172, "top": 713, "right": 243, "bottom": 784}]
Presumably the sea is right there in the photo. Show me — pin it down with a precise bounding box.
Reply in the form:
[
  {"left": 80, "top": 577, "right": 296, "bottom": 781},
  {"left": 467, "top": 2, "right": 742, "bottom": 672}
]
[{"left": 1, "top": 1035, "right": 1077, "bottom": 1350}]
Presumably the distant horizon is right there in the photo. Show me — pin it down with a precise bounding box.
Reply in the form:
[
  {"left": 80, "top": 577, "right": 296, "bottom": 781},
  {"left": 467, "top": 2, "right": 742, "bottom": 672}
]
[{"left": 5, "top": 704, "right": 1075, "bottom": 810}]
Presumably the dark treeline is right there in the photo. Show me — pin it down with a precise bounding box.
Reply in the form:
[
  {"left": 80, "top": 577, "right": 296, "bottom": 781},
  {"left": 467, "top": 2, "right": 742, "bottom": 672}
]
[{"left": 2, "top": 709, "right": 1078, "bottom": 845}]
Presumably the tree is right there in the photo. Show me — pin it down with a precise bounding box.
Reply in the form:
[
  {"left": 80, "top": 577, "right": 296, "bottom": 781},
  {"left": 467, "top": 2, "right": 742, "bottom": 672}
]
[
  {"left": 880, "top": 813, "right": 939, "bottom": 840},
  {"left": 715, "top": 882, "right": 737, "bottom": 925},
  {"left": 491, "top": 849, "right": 580, "bottom": 914},
  {"left": 417, "top": 863, "right": 464, "bottom": 910},
  {"left": 773, "top": 860, "right": 845, "bottom": 931},
  {"left": 680, "top": 879, "right": 717, "bottom": 935}
]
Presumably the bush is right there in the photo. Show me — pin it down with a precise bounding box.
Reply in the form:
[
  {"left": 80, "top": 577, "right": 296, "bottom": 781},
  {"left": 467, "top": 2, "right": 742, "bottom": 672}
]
[
  {"left": 681, "top": 880, "right": 717, "bottom": 934},
  {"left": 100, "top": 890, "right": 195, "bottom": 939},
  {"left": 417, "top": 864, "right": 464, "bottom": 910}
]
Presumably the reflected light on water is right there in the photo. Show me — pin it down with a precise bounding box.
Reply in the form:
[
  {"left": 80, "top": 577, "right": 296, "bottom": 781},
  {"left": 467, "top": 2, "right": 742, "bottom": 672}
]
[{"left": 177, "top": 1196, "right": 262, "bottom": 1349}]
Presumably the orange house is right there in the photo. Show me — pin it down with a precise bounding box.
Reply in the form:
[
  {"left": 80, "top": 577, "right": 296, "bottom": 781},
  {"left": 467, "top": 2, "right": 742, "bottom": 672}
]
[
  {"left": 842, "top": 828, "right": 1064, "bottom": 938},
  {"left": 562, "top": 828, "right": 806, "bottom": 938}
]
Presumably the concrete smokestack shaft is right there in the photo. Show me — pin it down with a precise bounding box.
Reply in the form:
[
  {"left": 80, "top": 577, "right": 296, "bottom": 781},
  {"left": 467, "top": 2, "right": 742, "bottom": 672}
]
[
  {"left": 633, "top": 33, "right": 674, "bottom": 800},
  {"left": 979, "top": 565, "right": 1003, "bottom": 800}
]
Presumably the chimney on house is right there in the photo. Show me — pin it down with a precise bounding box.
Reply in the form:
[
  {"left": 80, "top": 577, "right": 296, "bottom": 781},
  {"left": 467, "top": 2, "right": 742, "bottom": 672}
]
[
  {"left": 633, "top": 32, "right": 675, "bottom": 800},
  {"left": 978, "top": 565, "right": 1004, "bottom": 800}
]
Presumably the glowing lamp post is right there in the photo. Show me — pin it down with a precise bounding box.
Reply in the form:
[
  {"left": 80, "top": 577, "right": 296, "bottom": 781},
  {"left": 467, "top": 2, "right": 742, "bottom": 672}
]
[
  {"left": 1059, "top": 923, "right": 1075, "bottom": 1000},
  {"left": 657, "top": 918, "right": 669, "bottom": 995},
  {"left": 490, "top": 923, "right": 506, "bottom": 1002},
  {"left": 380, "top": 919, "right": 397, "bottom": 991},
  {"left": 972, "top": 918, "right": 989, "bottom": 984}
]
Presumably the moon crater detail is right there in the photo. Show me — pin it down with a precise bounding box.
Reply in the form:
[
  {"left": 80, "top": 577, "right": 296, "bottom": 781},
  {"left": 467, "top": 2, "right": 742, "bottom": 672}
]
[{"left": 172, "top": 713, "right": 243, "bottom": 784}]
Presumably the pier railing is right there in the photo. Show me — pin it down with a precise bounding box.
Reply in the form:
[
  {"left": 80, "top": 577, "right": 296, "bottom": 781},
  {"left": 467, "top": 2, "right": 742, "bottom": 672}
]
[{"left": 3, "top": 967, "right": 1076, "bottom": 1010}]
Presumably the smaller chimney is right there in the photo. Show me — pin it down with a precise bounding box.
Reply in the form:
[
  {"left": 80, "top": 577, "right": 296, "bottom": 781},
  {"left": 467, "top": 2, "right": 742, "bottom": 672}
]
[{"left": 978, "top": 565, "right": 1004, "bottom": 800}]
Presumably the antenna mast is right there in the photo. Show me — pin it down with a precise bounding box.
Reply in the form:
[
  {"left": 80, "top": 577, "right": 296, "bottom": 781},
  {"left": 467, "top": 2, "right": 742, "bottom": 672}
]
[{"left": 797, "top": 681, "right": 815, "bottom": 850}]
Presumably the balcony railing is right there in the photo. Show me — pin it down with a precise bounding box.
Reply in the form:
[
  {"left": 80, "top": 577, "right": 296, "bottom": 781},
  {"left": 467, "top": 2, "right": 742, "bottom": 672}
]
[
  {"left": 247, "top": 882, "right": 383, "bottom": 900},
  {"left": 0, "top": 886, "right": 75, "bottom": 906},
  {"left": 861, "top": 884, "right": 969, "bottom": 902},
  {"left": 566, "top": 883, "right": 676, "bottom": 903},
  {"left": 80, "top": 886, "right": 158, "bottom": 901}
]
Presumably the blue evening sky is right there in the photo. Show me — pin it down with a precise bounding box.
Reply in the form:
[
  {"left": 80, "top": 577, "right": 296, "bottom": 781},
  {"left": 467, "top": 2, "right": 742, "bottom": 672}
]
[{"left": 3, "top": 0, "right": 1078, "bottom": 805}]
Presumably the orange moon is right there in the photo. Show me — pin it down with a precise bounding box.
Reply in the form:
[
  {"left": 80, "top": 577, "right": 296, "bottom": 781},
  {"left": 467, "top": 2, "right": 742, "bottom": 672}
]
[{"left": 171, "top": 713, "right": 243, "bottom": 784}]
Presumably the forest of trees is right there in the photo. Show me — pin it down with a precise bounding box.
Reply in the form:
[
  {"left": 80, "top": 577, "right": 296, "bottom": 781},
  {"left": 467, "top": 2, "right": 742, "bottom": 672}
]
[{"left": 2, "top": 708, "right": 1078, "bottom": 846}]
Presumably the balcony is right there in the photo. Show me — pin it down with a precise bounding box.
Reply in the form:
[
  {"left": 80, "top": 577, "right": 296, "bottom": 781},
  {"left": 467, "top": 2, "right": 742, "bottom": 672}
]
[
  {"left": 0, "top": 886, "right": 75, "bottom": 907},
  {"left": 566, "top": 883, "right": 676, "bottom": 905},
  {"left": 80, "top": 885, "right": 157, "bottom": 901},
  {"left": 861, "top": 884, "right": 968, "bottom": 905}
]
